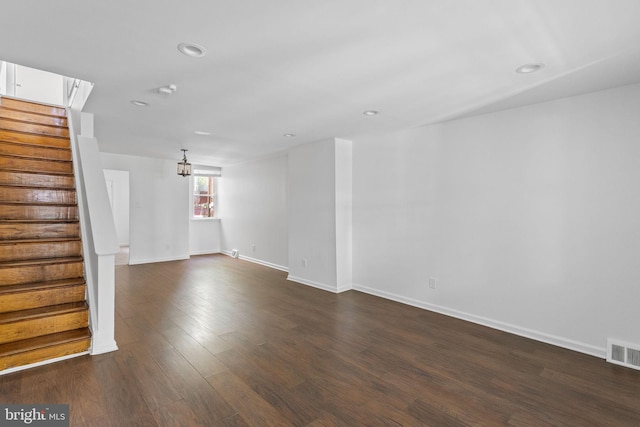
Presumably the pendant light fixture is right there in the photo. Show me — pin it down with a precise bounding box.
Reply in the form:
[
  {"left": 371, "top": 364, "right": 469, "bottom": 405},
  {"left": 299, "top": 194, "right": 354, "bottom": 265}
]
[{"left": 177, "top": 149, "right": 192, "bottom": 177}]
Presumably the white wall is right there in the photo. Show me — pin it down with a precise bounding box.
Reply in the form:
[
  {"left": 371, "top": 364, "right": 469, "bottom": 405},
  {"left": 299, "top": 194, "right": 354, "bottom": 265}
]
[
  {"left": 100, "top": 153, "right": 190, "bottom": 265},
  {"left": 14, "top": 64, "right": 64, "bottom": 106},
  {"left": 190, "top": 218, "right": 221, "bottom": 255},
  {"left": 287, "top": 139, "right": 339, "bottom": 291},
  {"left": 103, "top": 169, "right": 130, "bottom": 246},
  {"left": 218, "top": 154, "right": 288, "bottom": 270},
  {"left": 352, "top": 83, "right": 640, "bottom": 356},
  {"left": 335, "top": 138, "right": 353, "bottom": 292}
]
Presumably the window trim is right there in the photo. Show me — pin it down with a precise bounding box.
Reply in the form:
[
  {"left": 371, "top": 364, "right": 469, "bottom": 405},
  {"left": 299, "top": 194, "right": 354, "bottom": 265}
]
[{"left": 192, "top": 173, "right": 219, "bottom": 219}]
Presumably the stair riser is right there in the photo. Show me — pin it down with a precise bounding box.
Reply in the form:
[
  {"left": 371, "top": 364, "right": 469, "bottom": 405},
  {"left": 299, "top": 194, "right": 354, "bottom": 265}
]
[
  {"left": 0, "top": 118, "right": 69, "bottom": 138},
  {"left": 0, "top": 241, "right": 82, "bottom": 262},
  {"left": 0, "top": 262, "right": 83, "bottom": 286},
  {"left": 0, "top": 337, "right": 90, "bottom": 371},
  {"left": 0, "top": 130, "right": 70, "bottom": 149},
  {"left": 0, "top": 285, "right": 86, "bottom": 313},
  {"left": 0, "top": 311, "right": 88, "bottom": 344},
  {"left": 0, "top": 98, "right": 66, "bottom": 117},
  {"left": 0, "top": 171, "right": 75, "bottom": 188},
  {"left": 0, "top": 156, "right": 72, "bottom": 174},
  {"left": 0, "top": 187, "right": 76, "bottom": 204},
  {"left": 0, "top": 222, "right": 79, "bottom": 240},
  {"left": 0, "top": 107, "right": 68, "bottom": 127},
  {"left": 0, "top": 204, "right": 78, "bottom": 221},
  {"left": 0, "top": 141, "right": 71, "bottom": 162}
]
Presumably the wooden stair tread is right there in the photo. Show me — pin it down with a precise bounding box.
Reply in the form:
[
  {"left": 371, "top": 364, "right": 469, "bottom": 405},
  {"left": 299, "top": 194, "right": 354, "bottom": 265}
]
[
  {"left": 0, "top": 204, "right": 79, "bottom": 221},
  {"left": 0, "top": 153, "right": 71, "bottom": 163},
  {"left": 0, "top": 278, "right": 85, "bottom": 295},
  {"left": 0, "top": 118, "right": 70, "bottom": 138},
  {"left": 0, "top": 200, "right": 77, "bottom": 206},
  {"left": 0, "top": 328, "right": 90, "bottom": 357},
  {"left": 0, "top": 279, "right": 86, "bottom": 313},
  {"left": 0, "top": 130, "right": 71, "bottom": 149},
  {"left": 0, "top": 141, "right": 71, "bottom": 162},
  {"left": 0, "top": 156, "right": 74, "bottom": 175},
  {"left": 0, "top": 256, "right": 83, "bottom": 268},
  {"left": 0, "top": 107, "right": 68, "bottom": 128},
  {"left": 0, "top": 183, "right": 75, "bottom": 190},
  {"left": 0, "top": 171, "right": 76, "bottom": 189},
  {"left": 0, "top": 187, "right": 77, "bottom": 206},
  {"left": 0, "top": 150, "right": 73, "bottom": 163},
  {"left": 0, "top": 301, "right": 88, "bottom": 324},
  {"left": 0, "top": 222, "right": 79, "bottom": 241},
  {"left": 0, "top": 237, "right": 81, "bottom": 244},
  {"left": 0, "top": 219, "right": 79, "bottom": 224},
  {"left": 0, "top": 169, "right": 74, "bottom": 177},
  {"left": 0, "top": 97, "right": 67, "bottom": 118}
]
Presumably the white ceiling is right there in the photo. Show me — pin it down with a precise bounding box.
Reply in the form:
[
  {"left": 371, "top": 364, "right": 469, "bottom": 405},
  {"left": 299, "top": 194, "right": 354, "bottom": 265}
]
[{"left": 2, "top": 0, "right": 640, "bottom": 166}]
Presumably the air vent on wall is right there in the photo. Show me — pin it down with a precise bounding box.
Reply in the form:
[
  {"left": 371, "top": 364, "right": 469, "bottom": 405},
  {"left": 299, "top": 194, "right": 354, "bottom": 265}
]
[{"left": 607, "top": 339, "right": 640, "bottom": 371}]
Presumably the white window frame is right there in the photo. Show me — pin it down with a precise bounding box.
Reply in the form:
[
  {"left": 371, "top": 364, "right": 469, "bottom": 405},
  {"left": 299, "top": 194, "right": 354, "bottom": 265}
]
[{"left": 191, "top": 168, "right": 221, "bottom": 220}]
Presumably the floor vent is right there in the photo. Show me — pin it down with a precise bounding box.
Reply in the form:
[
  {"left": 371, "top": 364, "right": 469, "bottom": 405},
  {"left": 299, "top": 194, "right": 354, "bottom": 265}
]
[{"left": 607, "top": 339, "right": 640, "bottom": 371}]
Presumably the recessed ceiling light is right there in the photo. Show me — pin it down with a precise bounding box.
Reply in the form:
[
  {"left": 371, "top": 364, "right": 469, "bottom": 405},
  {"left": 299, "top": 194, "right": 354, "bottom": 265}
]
[
  {"left": 284, "top": 133, "right": 296, "bottom": 137},
  {"left": 178, "top": 42, "right": 206, "bottom": 58},
  {"left": 130, "top": 100, "right": 149, "bottom": 107},
  {"left": 194, "top": 131, "right": 212, "bottom": 136},
  {"left": 516, "top": 63, "right": 545, "bottom": 74},
  {"left": 363, "top": 110, "right": 379, "bottom": 116}
]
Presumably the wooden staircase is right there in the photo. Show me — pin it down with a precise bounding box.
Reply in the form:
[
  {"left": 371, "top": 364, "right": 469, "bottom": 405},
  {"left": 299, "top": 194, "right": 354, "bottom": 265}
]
[{"left": 0, "top": 96, "right": 91, "bottom": 372}]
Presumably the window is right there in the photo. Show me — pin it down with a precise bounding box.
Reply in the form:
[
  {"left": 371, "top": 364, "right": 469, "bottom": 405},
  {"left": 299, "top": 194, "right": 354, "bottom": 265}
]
[{"left": 193, "top": 175, "right": 216, "bottom": 218}]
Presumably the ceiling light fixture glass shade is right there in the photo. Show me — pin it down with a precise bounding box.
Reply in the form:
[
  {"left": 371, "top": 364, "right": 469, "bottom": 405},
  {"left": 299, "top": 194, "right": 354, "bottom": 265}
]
[
  {"left": 516, "top": 63, "right": 545, "bottom": 74},
  {"left": 177, "top": 149, "right": 192, "bottom": 177},
  {"left": 363, "top": 110, "right": 379, "bottom": 116},
  {"left": 283, "top": 133, "right": 296, "bottom": 137},
  {"left": 178, "top": 42, "right": 206, "bottom": 57},
  {"left": 130, "top": 100, "right": 149, "bottom": 107}
]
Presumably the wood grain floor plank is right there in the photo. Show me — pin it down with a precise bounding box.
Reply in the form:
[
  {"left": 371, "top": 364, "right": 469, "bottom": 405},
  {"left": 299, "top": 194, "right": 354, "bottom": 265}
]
[
  {"left": 49, "top": 356, "right": 110, "bottom": 426},
  {"left": 91, "top": 355, "right": 158, "bottom": 427},
  {"left": 147, "top": 346, "right": 236, "bottom": 424},
  {"left": 160, "top": 326, "right": 228, "bottom": 378},
  {"left": 114, "top": 343, "right": 183, "bottom": 411},
  {"left": 1, "top": 254, "right": 639, "bottom": 426},
  {"left": 151, "top": 399, "right": 207, "bottom": 427},
  {"left": 206, "top": 371, "right": 292, "bottom": 427}
]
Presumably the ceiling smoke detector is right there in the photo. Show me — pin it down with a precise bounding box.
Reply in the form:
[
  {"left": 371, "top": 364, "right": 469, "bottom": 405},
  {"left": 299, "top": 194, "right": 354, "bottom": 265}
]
[{"left": 158, "top": 84, "right": 177, "bottom": 96}]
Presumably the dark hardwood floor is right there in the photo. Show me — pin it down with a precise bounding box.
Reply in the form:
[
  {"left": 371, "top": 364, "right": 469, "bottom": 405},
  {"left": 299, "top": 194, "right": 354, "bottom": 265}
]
[{"left": 2, "top": 254, "right": 639, "bottom": 426}]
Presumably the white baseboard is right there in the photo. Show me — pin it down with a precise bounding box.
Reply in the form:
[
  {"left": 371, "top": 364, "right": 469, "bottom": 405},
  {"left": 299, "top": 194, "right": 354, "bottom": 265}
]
[
  {"left": 336, "top": 283, "right": 354, "bottom": 293},
  {"left": 287, "top": 275, "right": 347, "bottom": 294},
  {"left": 189, "top": 249, "right": 221, "bottom": 256},
  {"left": 352, "top": 283, "right": 605, "bottom": 359},
  {"left": 222, "top": 251, "right": 289, "bottom": 272},
  {"left": 90, "top": 339, "right": 119, "bottom": 355},
  {"left": 128, "top": 255, "right": 190, "bottom": 265}
]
